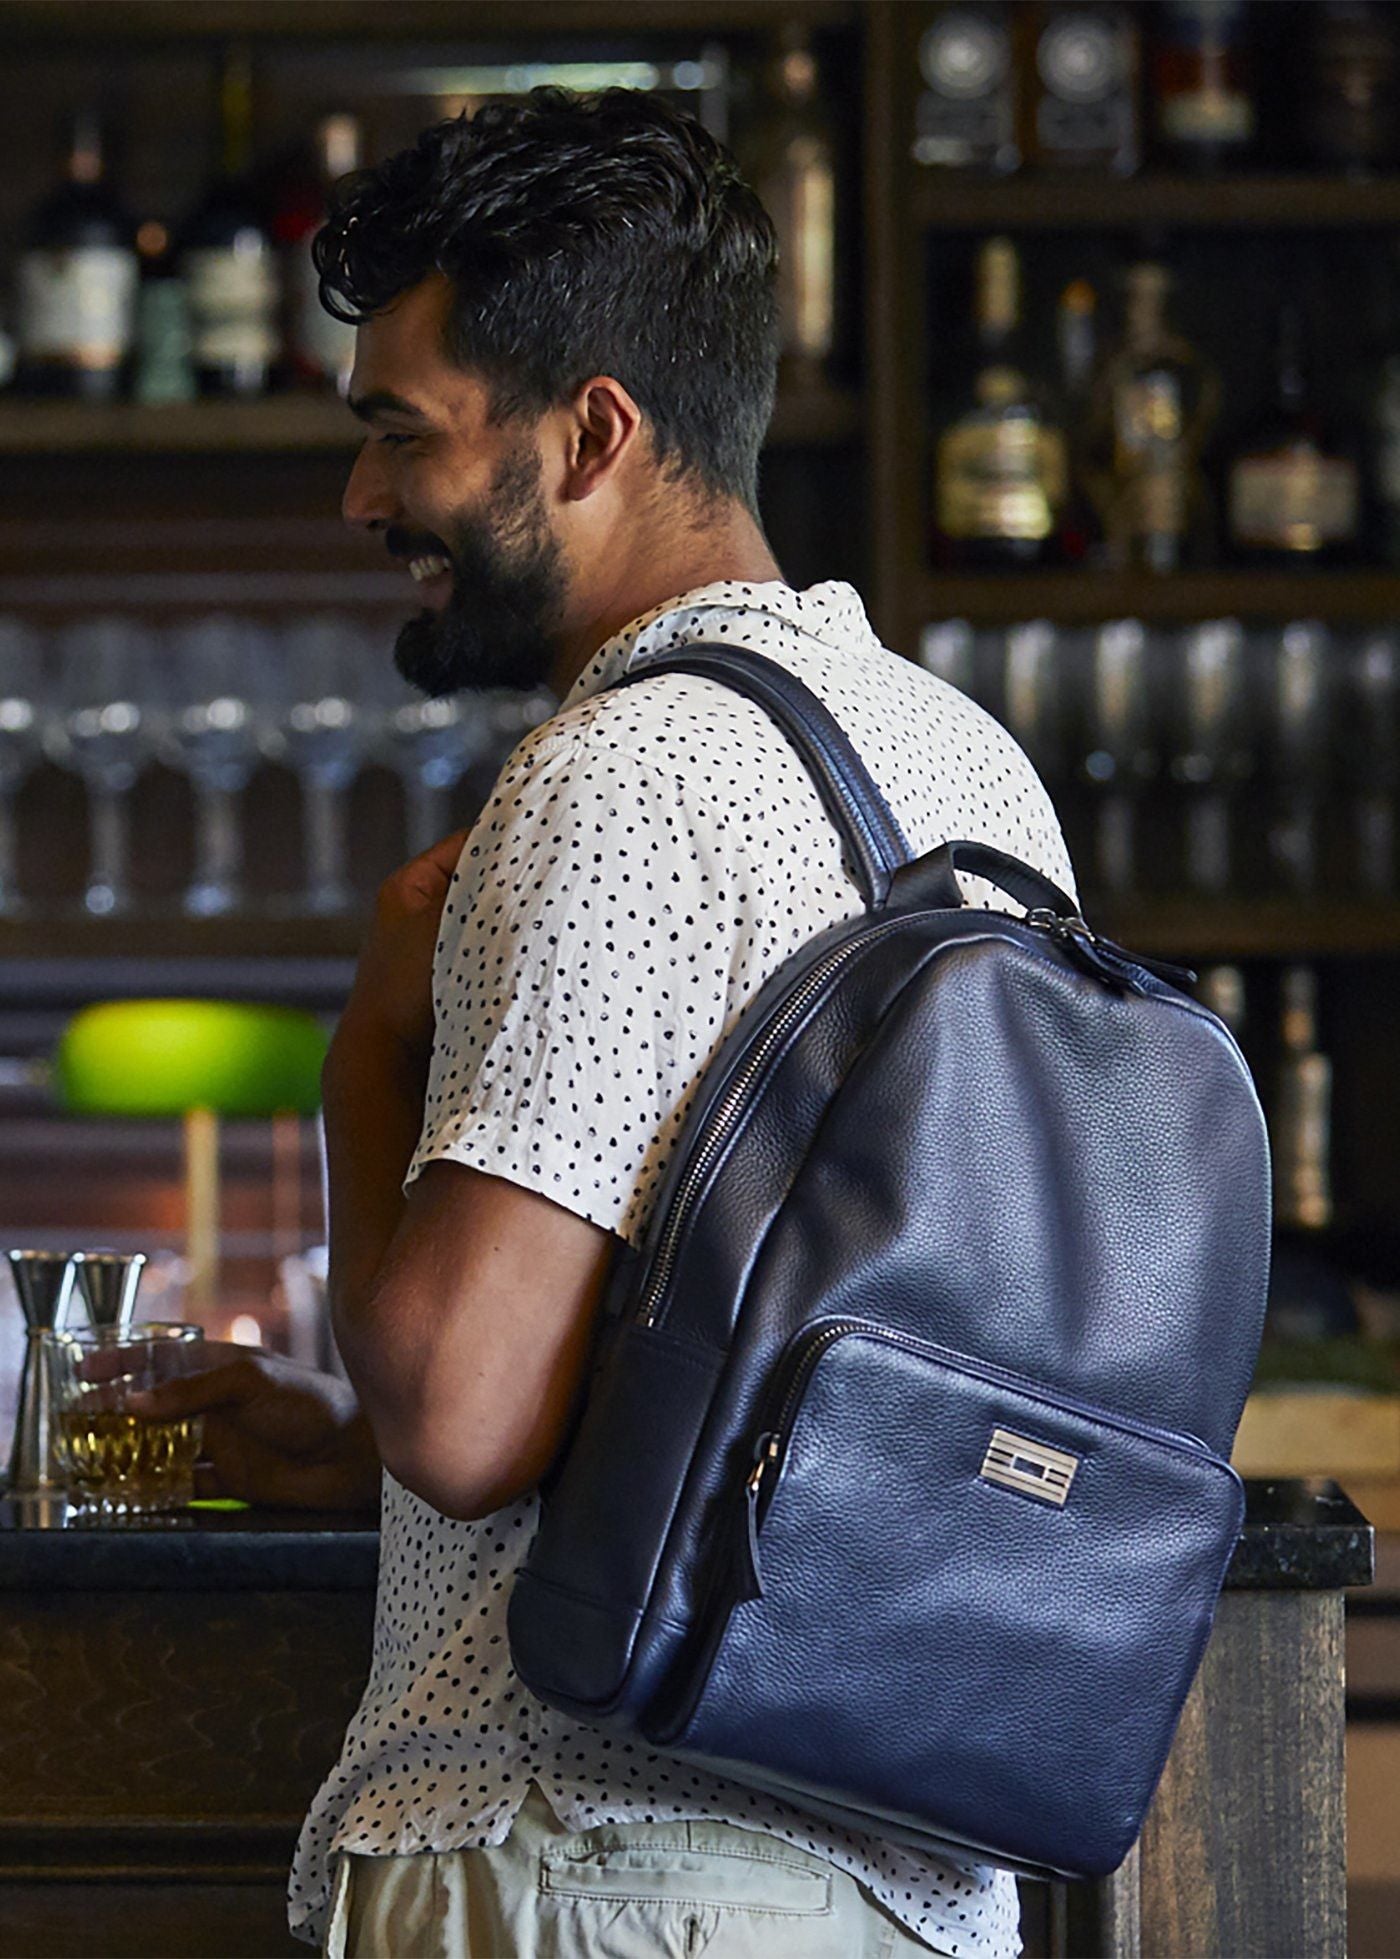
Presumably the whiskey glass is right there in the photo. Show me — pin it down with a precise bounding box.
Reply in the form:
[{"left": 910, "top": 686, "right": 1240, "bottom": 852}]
[{"left": 50, "top": 1321, "right": 205, "bottom": 1515}]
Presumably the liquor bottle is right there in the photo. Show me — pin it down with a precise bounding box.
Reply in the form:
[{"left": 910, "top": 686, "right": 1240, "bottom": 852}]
[
  {"left": 179, "top": 47, "right": 278, "bottom": 398},
  {"left": 1267, "top": 966, "right": 1356, "bottom": 1340},
  {"left": 747, "top": 29, "right": 836, "bottom": 388},
  {"left": 1372, "top": 352, "right": 1400, "bottom": 565},
  {"left": 1086, "top": 261, "right": 1219, "bottom": 575},
  {"left": 1029, "top": 4, "right": 1140, "bottom": 175},
  {"left": 932, "top": 237, "right": 1069, "bottom": 568},
  {"left": 15, "top": 111, "right": 138, "bottom": 401},
  {"left": 269, "top": 111, "right": 362, "bottom": 394},
  {"left": 1227, "top": 305, "right": 1360, "bottom": 564},
  {"left": 1150, "top": 0, "right": 1255, "bottom": 171},
  {"left": 1301, "top": 1, "right": 1400, "bottom": 173},
  {"left": 913, "top": 4, "right": 1019, "bottom": 173},
  {"left": 1057, "top": 277, "right": 1100, "bottom": 563},
  {"left": 133, "top": 220, "right": 194, "bottom": 405}
]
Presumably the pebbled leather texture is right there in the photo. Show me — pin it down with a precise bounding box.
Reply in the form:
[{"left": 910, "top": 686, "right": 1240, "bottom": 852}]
[{"left": 508, "top": 645, "right": 1272, "bottom": 1883}]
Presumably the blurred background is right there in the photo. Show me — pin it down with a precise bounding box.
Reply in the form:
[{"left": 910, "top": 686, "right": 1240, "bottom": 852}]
[{"left": 0, "top": 1, "right": 1397, "bottom": 1943}]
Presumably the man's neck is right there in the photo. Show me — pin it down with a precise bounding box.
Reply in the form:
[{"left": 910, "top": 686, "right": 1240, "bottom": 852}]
[{"left": 547, "top": 517, "right": 785, "bottom": 700}]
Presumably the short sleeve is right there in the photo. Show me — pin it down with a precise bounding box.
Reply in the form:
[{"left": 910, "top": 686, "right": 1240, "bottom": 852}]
[{"left": 407, "top": 721, "right": 751, "bottom": 1249}]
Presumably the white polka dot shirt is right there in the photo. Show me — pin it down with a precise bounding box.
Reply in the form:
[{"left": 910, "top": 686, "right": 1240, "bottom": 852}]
[{"left": 289, "top": 580, "right": 1076, "bottom": 1954}]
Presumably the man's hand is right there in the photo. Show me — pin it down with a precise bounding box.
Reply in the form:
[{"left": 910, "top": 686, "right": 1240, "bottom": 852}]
[
  {"left": 129, "top": 1345, "right": 381, "bottom": 1511},
  {"left": 342, "top": 829, "right": 468, "bottom": 1058}
]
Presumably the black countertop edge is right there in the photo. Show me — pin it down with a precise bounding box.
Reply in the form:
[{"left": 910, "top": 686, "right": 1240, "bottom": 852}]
[
  {"left": 1223, "top": 1478, "right": 1375, "bottom": 1591},
  {"left": 0, "top": 1478, "right": 1375, "bottom": 1594}
]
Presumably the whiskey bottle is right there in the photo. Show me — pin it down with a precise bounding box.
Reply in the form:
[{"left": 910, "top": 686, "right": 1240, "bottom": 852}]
[
  {"left": 1029, "top": 4, "right": 1140, "bottom": 175},
  {"left": 747, "top": 28, "right": 836, "bottom": 388},
  {"left": 15, "top": 111, "right": 138, "bottom": 401},
  {"left": 179, "top": 46, "right": 278, "bottom": 398},
  {"left": 913, "top": 4, "right": 1019, "bottom": 173},
  {"left": 1150, "top": 0, "right": 1256, "bottom": 171},
  {"left": 932, "top": 237, "right": 1069, "bottom": 568},
  {"left": 269, "top": 111, "right": 363, "bottom": 394},
  {"left": 1087, "top": 261, "right": 1219, "bottom": 574},
  {"left": 1227, "top": 304, "right": 1359, "bottom": 564}
]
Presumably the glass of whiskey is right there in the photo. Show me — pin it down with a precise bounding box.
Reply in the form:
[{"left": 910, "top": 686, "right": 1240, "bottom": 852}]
[{"left": 48, "top": 1322, "right": 205, "bottom": 1516}]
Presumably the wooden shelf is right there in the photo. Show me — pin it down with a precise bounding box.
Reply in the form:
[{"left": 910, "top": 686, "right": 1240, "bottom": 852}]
[
  {"left": 0, "top": 913, "right": 365, "bottom": 965},
  {"left": 912, "top": 173, "right": 1400, "bottom": 233},
  {"left": 1092, "top": 902, "right": 1400, "bottom": 961},
  {"left": 1, "top": 902, "right": 1398, "bottom": 968},
  {"left": 920, "top": 570, "right": 1400, "bottom": 626},
  {"left": 0, "top": 1, "right": 858, "bottom": 42},
  {"left": 0, "top": 385, "right": 861, "bottom": 457}
]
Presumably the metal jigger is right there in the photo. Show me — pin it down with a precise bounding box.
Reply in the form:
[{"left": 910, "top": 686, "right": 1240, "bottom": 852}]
[
  {"left": 70, "top": 1251, "right": 147, "bottom": 1333},
  {"left": 6, "top": 1251, "right": 78, "bottom": 1494}
]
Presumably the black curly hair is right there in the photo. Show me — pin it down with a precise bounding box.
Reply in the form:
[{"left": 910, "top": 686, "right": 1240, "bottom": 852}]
[{"left": 315, "top": 87, "right": 779, "bottom": 515}]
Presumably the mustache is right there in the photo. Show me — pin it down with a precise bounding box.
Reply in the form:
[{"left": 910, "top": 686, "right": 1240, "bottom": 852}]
[{"left": 386, "top": 525, "right": 452, "bottom": 563}]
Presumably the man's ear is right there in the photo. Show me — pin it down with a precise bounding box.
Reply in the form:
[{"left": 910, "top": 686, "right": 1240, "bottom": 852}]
[{"left": 560, "top": 375, "right": 644, "bottom": 502}]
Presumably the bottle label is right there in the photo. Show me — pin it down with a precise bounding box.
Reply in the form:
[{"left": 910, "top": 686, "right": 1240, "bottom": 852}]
[
  {"left": 185, "top": 246, "right": 278, "bottom": 366},
  {"left": 291, "top": 239, "right": 356, "bottom": 386},
  {"left": 1229, "top": 453, "right": 1358, "bottom": 550},
  {"left": 938, "top": 417, "right": 1067, "bottom": 540},
  {"left": 18, "top": 247, "right": 137, "bottom": 368},
  {"left": 1160, "top": 86, "right": 1253, "bottom": 145}
]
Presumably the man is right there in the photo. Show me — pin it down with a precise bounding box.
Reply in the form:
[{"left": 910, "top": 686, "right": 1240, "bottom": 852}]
[{"left": 148, "top": 88, "right": 1074, "bottom": 1958}]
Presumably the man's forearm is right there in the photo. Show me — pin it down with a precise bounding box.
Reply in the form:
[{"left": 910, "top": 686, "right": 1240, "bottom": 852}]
[{"left": 321, "top": 1006, "right": 429, "bottom": 1385}]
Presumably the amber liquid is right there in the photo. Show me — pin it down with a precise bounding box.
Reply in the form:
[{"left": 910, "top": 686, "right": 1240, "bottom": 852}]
[{"left": 59, "top": 1408, "right": 203, "bottom": 1511}]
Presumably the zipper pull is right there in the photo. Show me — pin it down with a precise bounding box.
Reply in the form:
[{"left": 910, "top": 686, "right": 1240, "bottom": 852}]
[
  {"left": 1025, "top": 908, "right": 1196, "bottom": 995},
  {"left": 737, "top": 1432, "right": 779, "bottom": 1602}
]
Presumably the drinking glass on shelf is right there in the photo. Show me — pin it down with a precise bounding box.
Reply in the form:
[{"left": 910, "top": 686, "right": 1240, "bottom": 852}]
[
  {"left": 1168, "top": 619, "right": 1250, "bottom": 898},
  {"left": 378, "top": 682, "right": 494, "bottom": 860},
  {"left": 159, "top": 615, "right": 273, "bottom": 916},
  {"left": 918, "top": 619, "right": 977, "bottom": 697},
  {"left": 1081, "top": 619, "right": 1156, "bottom": 899},
  {"left": 1000, "top": 620, "right": 1066, "bottom": 781},
  {"left": 47, "top": 616, "right": 157, "bottom": 917},
  {"left": 0, "top": 616, "right": 44, "bottom": 917},
  {"left": 1261, "top": 620, "right": 1331, "bottom": 896},
  {"left": 1345, "top": 630, "right": 1397, "bottom": 898},
  {"left": 267, "top": 614, "right": 379, "bottom": 915},
  {"left": 482, "top": 684, "right": 558, "bottom": 768}
]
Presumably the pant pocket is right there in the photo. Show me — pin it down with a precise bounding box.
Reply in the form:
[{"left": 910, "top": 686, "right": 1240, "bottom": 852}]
[
  {"left": 539, "top": 1841, "right": 833, "bottom": 1918},
  {"left": 321, "top": 1852, "right": 354, "bottom": 1959}
]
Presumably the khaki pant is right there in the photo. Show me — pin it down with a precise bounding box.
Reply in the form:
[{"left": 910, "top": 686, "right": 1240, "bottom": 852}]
[{"left": 323, "top": 1781, "right": 951, "bottom": 1958}]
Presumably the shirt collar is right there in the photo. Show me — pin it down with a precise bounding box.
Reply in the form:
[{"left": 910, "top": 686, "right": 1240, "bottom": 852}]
[{"left": 559, "top": 579, "right": 880, "bottom": 713}]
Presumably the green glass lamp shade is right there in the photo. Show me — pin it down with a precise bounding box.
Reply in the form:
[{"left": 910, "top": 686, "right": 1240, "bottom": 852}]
[{"left": 55, "top": 999, "right": 329, "bottom": 1118}]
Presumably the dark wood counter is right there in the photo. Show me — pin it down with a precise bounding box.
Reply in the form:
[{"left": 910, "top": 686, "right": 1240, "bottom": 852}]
[{"left": 0, "top": 1481, "right": 1374, "bottom": 1959}]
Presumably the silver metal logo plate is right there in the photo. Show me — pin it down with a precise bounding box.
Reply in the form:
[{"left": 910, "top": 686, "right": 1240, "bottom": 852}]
[{"left": 980, "top": 1428, "right": 1079, "bottom": 1507}]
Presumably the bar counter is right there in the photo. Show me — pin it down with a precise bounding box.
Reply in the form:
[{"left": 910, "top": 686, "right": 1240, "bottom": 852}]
[{"left": 0, "top": 1480, "right": 1375, "bottom": 1959}]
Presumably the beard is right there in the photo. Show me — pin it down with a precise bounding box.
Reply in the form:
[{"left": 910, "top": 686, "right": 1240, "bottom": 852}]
[{"left": 391, "top": 440, "right": 569, "bottom": 700}]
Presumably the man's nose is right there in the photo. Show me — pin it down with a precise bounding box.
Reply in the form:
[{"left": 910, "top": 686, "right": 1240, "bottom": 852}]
[{"left": 342, "top": 442, "right": 397, "bottom": 533}]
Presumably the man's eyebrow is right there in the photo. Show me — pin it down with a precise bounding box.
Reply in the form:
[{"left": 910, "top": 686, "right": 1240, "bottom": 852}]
[{"left": 347, "top": 389, "right": 433, "bottom": 425}]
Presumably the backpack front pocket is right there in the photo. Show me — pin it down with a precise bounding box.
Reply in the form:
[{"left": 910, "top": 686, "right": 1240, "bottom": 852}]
[{"left": 650, "top": 1322, "right": 1244, "bottom": 1880}]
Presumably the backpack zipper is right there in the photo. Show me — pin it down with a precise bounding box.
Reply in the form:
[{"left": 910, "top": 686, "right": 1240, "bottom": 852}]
[
  {"left": 635, "top": 915, "right": 914, "bottom": 1326},
  {"left": 635, "top": 904, "right": 1202, "bottom": 1332}
]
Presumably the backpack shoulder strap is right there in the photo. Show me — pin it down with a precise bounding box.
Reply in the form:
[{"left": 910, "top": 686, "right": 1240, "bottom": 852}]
[{"left": 604, "top": 641, "right": 917, "bottom": 911}]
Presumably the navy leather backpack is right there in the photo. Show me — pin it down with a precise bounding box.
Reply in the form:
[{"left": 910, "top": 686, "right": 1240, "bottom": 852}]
[{"left": 508, "top": 642, "right": 1270, "bottom": 1883}]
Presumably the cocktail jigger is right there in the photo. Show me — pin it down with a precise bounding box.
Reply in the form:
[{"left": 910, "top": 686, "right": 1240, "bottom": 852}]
[
  {"left": 70, "top": 1251, "right": 146, "bottom": 1333},
  {"left": 6, "top": 1250, "right": 77, "bottom": 1494}
]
